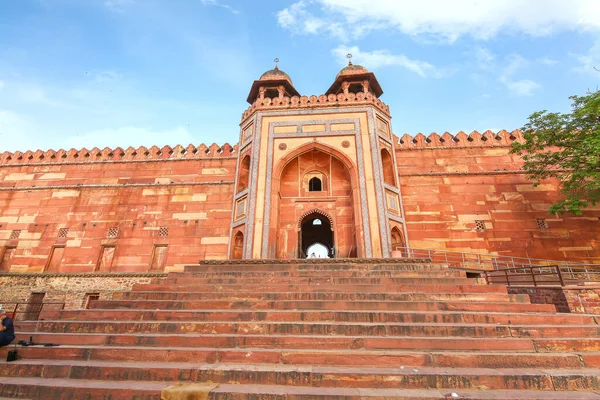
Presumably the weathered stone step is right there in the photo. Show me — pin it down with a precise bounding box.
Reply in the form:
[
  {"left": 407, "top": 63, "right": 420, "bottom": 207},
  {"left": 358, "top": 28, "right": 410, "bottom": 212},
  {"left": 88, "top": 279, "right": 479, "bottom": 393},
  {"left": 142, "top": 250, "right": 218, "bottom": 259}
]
[
  {"left": 86, "top": 300, "right": 552, "bottom": 313},
  {"left": 37, "top": 309, "right": 596, "bottom": 325},
  {"left": 183, "top": 261, "right": 438, "bottom": 273},
  {"left": 2, "top": 344, "right": 598, "bottom": 368},
  {"left": 5, "top": 378, "right": 600, "bottom": 400},
  {"left": 157, "top": 277, "right": 478, "bottom": 285},
  {"left": 112, "top": 290, "right": 527, "bottom": 303},
  {"left": 16, "top": 322, "right": 600, "bottom": 339},
  {"left": 2, "top": 361, "right": 599, "bottom": 391},
  {"left": 131, "top": 283, "right": 503, "bottom": 293},
  {"left": 166, "top": 269, "right": 466, "bottom": 279}
]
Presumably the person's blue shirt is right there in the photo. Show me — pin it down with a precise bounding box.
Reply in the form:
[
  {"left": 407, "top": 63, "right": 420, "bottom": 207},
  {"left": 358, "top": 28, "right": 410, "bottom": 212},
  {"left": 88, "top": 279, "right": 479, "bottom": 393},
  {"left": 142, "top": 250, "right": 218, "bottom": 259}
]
[{"left": 2, "top": 316, "right": 14, "bottom": 338}]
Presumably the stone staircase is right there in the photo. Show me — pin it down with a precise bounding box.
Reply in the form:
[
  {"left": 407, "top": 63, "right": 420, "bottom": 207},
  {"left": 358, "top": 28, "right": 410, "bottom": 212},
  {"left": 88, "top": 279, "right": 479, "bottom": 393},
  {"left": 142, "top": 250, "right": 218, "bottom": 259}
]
[{"left": 1, "top": 259, "right": 599, "bottom": 399}]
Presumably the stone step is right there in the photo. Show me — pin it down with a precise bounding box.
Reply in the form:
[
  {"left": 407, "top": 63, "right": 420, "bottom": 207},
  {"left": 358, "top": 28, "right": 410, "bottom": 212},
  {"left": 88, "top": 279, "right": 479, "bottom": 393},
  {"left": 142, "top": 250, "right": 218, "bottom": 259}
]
[
  {"left": 85, "top": 300, "right": 553, "bottom": 313},
  {"left": 183, "top": 261, "right": 439, "bottom": 273},
  {"left": 167, "top": 269, "right": 466, "bottom": 279},
  {"left": 16, "top": 322, "right": 600, "bottom": 339},
  {"left": 5, "top": 378, "right": 600, "bottom": 400},
  {"left": 156, "top": 277, "right": 478, "bottom": 285},
  {"left": 131, "top": 283, "right": 504, "bottom": 293},
  {"left": 35, "top": 310, "right": 598, "bottom": 325},
  {"left": 2, "top": 344, "right": 598, "bottom": 368},
  {"left": 1, "top": 361, "right": 599, "bottom": 391},
  {"left": 112, "top": 290, "right": 524, "bottom": 303}
]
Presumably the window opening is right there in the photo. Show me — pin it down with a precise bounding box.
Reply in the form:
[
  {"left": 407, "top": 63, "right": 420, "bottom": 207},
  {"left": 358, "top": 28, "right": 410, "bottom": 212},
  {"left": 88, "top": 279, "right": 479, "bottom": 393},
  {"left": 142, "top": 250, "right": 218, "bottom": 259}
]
[
  {"left": 308, "top": 177, "right": 322, "bottom": 192},
  {"left": 85, "top": 293, "right": 100, "bottom": 309},
  {"left": 312, "top": 219, "right": 322, "bottom": 225}
]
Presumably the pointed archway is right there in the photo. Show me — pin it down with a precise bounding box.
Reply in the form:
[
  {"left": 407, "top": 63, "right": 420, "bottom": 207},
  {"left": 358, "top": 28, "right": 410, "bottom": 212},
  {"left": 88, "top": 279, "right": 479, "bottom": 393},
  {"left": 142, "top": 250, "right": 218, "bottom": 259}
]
[{"left": 299, "top": 210, "right": 334, "bottom": 258}]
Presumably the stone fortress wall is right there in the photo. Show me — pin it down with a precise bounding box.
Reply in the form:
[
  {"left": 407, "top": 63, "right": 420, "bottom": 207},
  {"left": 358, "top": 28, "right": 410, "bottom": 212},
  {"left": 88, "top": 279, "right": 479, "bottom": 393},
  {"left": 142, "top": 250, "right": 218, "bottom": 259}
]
[
  {"left": 1, "top": 133, "right": 599, "bottom": 307},
  {"left": 1, "top": 132, "right": 598, "bottom": 280}
]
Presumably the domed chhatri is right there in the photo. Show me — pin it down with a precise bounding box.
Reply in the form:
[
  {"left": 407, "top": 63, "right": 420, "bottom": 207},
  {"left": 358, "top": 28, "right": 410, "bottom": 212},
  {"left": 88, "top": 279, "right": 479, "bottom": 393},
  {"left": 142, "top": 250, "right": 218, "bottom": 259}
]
[
  {"left": 259, "top": 66, "right": 293, "bottom": 84},
  {"left": 336, "top": 62, "right": 369, "bottom": 78},
  {"left": 326, "top": 57, "right": 383, "bottom": 98},
  {"left": 246, "top": 62, "right": 300, "bottom": 104}
]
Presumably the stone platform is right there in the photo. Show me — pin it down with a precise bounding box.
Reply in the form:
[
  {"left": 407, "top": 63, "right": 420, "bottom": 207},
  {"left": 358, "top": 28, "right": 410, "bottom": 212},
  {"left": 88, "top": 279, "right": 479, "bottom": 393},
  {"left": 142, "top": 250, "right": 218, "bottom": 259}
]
[{"left": 0, "top": 259, "right": 599, "bottom": 399}]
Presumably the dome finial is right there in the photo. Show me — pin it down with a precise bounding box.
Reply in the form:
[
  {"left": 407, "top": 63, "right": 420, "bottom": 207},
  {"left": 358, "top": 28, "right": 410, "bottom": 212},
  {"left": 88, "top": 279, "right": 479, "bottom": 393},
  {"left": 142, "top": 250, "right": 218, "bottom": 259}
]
[
  {"left": 346, "top": 53, "right": 353, "bottom": 66},
  {"left": 274, "top": 57, "right": 280, "bottom": 70}
]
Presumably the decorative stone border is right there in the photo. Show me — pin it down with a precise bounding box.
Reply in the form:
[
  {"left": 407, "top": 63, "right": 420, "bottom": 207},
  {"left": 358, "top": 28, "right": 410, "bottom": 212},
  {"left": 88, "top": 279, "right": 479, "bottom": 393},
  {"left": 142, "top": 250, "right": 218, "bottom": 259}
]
[
  {"left": 0, "top": 272, "right": 168, "bottom": 278},
  {"left": 193, "top": 257, "right": 431, "bottom": 265}
]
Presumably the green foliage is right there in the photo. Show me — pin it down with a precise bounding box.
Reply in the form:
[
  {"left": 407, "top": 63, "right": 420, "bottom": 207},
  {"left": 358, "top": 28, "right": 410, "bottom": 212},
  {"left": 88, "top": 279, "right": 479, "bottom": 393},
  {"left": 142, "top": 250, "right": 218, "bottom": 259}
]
[{"left": 511, "top": 90, "right": 600, "bottom": 215}]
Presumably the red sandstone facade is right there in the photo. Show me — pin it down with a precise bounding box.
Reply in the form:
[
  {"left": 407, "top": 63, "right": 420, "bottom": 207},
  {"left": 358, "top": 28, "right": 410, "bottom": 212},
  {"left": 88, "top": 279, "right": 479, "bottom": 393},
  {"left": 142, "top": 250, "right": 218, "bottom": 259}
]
[{"left": 1, "top": 64, "right": 599, "bottom": 275}]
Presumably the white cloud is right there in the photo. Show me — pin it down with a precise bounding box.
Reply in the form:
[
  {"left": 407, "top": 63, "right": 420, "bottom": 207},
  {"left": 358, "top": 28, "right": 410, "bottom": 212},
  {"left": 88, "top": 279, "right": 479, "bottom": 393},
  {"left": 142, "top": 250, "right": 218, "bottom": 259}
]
[
  {"left": 278, "top": 0, "right": 600, "bottom": 42},
  {"left": 472, "top": 47, "right": 495, "bottom": 70},
  {"left": 278, "top": 1, "right": 347, "bottom": 40},
  {"left": 571, "top": 40, "right": 600, "bottom": 76},
  {"left": 499, "top": 54, "right": 541, "bottom": 97},
  {"left": 332, "top": 45, "right": 443, "bottom": 78},
  {"left": 200, "top": 0, "right": 240, "bottom": 15},
  {"left": 104, "top": 0, "right": 134, "bottom": 13},
  {"left": 92, "top": 70, "right": 122, "bottom": 83},
  {"left": 0, "top": 110, "right": 38, "bottom": 152},
  {"left": 538, "top": 57, "right": 558, "bottom": 66},
  {"left": 64, "top": 126, "right": 196, "bottom": 150}
]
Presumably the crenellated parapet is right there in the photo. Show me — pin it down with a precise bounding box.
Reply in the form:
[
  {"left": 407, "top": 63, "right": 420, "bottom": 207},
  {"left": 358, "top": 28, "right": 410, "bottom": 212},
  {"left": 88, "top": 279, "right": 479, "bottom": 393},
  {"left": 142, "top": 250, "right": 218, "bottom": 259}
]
[
  {"left": 241, "top": 91, "right": 390, "bottom": 122},
  {"left": 394, "top": 130, "right": 525, "bottom": 150},
  {"left": 0, "top": 143, "right": 239, "bottom": 165}
]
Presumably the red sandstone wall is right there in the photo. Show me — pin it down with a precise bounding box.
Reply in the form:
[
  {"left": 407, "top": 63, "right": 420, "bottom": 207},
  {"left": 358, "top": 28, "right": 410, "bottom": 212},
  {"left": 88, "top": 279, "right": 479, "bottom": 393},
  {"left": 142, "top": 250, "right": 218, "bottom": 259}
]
[
  {"left": 0, "top": 144, "right": 237, "bottom": 272},
  {"left": 395, "top": 131, "right": 600, "bottom": 262}
]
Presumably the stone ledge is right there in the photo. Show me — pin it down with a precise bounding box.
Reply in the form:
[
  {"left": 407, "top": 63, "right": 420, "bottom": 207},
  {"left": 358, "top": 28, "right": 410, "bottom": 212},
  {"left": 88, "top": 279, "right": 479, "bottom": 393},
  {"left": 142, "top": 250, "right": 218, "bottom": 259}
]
[
  {"left": 192, "top": 258, "right": 432, "bottom": 266},
  {"left": 0, "top": 181, "right": 234, "bottom": 192},
  {"left": 0, "top": 272, "right": 168, "bottom": 278}
]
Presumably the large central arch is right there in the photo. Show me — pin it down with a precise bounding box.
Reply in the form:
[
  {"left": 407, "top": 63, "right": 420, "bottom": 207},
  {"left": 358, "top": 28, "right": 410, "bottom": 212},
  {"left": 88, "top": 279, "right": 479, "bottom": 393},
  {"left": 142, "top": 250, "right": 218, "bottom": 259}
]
[
  {"left": 298, "top": 209, "right": 334, "bottom": 258},
  {"left": 268, "top": 142, "right": 362, "bottom": 259}
]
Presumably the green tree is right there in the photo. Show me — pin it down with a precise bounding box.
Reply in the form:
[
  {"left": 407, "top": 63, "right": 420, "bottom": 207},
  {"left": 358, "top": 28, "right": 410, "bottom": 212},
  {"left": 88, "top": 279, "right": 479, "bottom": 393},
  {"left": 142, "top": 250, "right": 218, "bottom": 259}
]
[{"left": 511, "top": 90, "right": 600, "bottom": 215}]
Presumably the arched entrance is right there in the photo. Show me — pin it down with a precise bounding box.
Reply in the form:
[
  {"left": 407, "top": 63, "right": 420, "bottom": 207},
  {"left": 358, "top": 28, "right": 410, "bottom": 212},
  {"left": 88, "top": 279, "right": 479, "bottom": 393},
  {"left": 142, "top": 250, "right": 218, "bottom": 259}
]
[{"left": 299, "top": 210, "right": 334, "bottom": 258}]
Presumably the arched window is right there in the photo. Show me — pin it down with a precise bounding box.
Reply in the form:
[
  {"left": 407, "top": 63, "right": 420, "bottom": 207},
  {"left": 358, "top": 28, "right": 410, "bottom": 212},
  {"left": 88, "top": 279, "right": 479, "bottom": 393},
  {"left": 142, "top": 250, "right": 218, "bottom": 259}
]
[
  {"left": 308, "top": 177, "right": 322, "bottom": 192},
  {"left": 381, "top": 149, "right": 395, "bottom": 186},
  {"left": 231, "top": 231, "right": 244, "bottom": 259},
  {"left": 237, "top": 155, "right": 251, "bottom": 192},
  {"left": 391, "top": 227, "right": 405, "bottom": 256},
  {"left": 313, "top": 218, "right": 322, "bottom": 225}
]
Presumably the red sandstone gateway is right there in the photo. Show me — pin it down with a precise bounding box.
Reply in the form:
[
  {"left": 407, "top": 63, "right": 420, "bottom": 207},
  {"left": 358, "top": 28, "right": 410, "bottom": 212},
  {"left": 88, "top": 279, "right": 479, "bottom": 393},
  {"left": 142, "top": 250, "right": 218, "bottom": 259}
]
[{"left": 0, "top": 63, "right": 599, "bottom": 398}]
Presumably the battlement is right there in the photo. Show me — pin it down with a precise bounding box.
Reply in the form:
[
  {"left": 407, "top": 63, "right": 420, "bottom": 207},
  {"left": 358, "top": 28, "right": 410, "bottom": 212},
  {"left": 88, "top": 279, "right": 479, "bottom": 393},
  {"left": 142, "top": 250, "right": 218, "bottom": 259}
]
[
  {"left": 394, "top": 129, "right": 525, "bottom": 150},
  {"left": 241, "top": 91, "right": 391, "bottom": 121},
  {"left": 0, "top": 142, "right": 238, "bottom": 166}
]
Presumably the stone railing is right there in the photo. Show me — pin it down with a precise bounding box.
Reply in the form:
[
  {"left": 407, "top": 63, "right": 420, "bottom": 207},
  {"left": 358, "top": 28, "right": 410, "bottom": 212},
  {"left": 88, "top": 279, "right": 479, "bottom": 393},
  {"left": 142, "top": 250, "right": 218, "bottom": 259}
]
[
  {"left": 0, "top": 143, "right": 239, "bottom": 166},
  {"left": 242, "top": 91, "right": 391, "bottom": 121},
  {"left": 395, "top": 130, "right": 525, "bottom": 150}
]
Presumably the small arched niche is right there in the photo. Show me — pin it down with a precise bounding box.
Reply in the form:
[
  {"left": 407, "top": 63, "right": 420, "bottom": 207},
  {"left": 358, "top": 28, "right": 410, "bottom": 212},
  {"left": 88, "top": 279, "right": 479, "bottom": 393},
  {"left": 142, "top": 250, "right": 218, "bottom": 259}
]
[
  {"left": 231, "top": 231, "right": 244, "bottom": 259},
  {"left": 381, "top": 149, "right": 395, "bottom": 186},
  {"left": 237, "top": 155, "right": 251, "bottom": 192},
  {"left": 303, "top": 171, "right": 327, "bottom": 194},
  {"left": 390, "top": 226, "right": 406, "bottom": 257}
]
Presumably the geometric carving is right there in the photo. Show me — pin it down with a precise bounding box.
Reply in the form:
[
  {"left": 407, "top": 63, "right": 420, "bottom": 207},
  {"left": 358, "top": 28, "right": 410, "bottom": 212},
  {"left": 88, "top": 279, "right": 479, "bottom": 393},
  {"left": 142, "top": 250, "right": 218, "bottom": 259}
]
[
  {"left": 158, "top": 226, "right": 169, "bottom": 237},
  {"left": 57, "top": 228, "right": 69, "bottom": 238},
  {"left": 9, "top": 230, "right": 21, "bottom": 240},
  {"left": 107, "top": 227, "right": 119, "bottom": 238}
]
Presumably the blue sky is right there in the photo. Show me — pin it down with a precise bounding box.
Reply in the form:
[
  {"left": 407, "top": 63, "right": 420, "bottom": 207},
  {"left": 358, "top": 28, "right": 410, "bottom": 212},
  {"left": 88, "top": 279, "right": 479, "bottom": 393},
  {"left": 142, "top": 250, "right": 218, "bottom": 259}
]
[{"left": 0, "top": 0, "right": 598, "bottom": 152}]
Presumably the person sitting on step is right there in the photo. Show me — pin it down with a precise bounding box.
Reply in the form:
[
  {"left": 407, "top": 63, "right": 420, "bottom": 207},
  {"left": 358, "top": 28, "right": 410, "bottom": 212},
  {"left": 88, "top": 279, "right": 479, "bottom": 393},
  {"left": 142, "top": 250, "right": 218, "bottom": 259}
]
[{"left": 0, "top": 309, "right": 15, "bottom": 347}]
